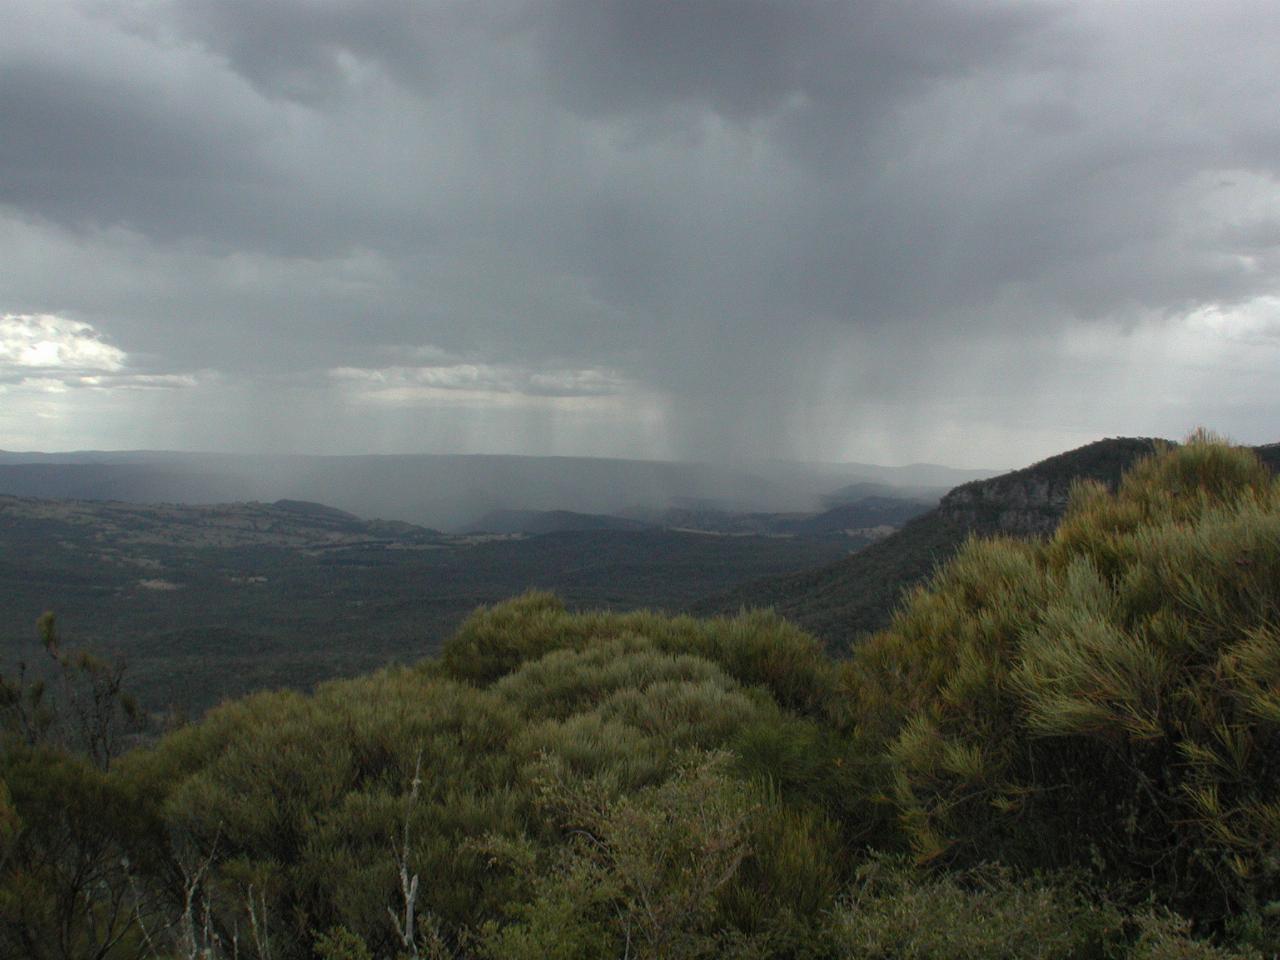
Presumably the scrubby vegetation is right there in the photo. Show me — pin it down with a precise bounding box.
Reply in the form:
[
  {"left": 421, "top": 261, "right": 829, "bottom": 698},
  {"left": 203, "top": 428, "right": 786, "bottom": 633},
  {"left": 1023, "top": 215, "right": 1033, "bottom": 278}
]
[
  {"left": 845, "top": 435, "right": 1280, "bottom": 921},
  {"left": 3, "top": 435, "right": 1278, "bottom": 957}
]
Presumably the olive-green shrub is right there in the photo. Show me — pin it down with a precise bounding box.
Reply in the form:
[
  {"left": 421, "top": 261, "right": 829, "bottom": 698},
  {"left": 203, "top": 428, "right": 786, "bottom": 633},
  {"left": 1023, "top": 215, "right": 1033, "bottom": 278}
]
[
  {"left": 832, "top": 855, "right": 1122, "bottom": 959},
  {"left": 113, "top": 602, "right": 846, "bottom": 958},
  {"left": 845, "top": 436, "right": 1280, "bottom": 926}
]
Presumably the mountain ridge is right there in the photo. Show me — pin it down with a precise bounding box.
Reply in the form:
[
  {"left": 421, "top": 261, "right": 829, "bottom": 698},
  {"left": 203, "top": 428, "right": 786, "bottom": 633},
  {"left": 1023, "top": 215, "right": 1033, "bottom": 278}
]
[
  {"left": 0, "top": 450, "right": 997, "bottom": 529},
  {"left": 692, "top": 437, "right": 1256, "bottom": 647}
]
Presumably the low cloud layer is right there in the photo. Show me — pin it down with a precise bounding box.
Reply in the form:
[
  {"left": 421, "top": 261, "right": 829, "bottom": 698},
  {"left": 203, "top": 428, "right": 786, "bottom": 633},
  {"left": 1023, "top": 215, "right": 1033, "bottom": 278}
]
[{"left": 4, "top": 1, "right": 1280, "bottom": 467}]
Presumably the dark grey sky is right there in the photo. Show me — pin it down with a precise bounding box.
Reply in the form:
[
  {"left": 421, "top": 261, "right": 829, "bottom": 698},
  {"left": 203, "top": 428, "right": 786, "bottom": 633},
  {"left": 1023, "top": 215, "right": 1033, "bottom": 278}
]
[{"left": 3, "top": 0, "right": 1280, "bottom": 467}]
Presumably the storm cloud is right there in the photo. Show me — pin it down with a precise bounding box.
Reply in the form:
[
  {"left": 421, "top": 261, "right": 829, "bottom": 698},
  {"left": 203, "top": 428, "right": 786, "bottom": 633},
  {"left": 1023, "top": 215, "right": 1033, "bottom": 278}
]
[{"left": 3, "top": 0, "right": 1280, "bottom": 466}]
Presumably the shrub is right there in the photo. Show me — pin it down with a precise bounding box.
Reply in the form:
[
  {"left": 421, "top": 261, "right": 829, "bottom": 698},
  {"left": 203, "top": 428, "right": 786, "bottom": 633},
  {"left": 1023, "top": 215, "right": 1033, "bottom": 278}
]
[
  {"left": 481, "top": 753, "right": 761, "bottom": 960},
  {"left": 1128, "top": 911, "right": 1265, "bottom": 960},
  {"left": 110, "top": 598, "right": 852, "bottom": 957},
  {"left": 441, "top": 594, "right": 840, "bottom": 716},
  {"left": 117, "top": 671, "right": 526, "bottom": 957},
  {"left": 0, "top": 745, "right": 153, "bottom": 960},
  {"left": 831, "top": 856, "right": 1122, "bottom": 959},
  {"left": 846, "top": 436, "right": 1280, "bottom": 924}
]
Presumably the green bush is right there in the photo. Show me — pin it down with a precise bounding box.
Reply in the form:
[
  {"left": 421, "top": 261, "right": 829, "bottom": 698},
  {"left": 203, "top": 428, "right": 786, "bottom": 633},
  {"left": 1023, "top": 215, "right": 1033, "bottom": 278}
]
[
  {"left": 480, "top": 753, "right": 762, "bottom": 960},
  {"left": 116, "top": 671, "right": 526, "bottom": 957},
  {"left": 441, "top": 594, "right": 840, "bottom": 715},
  {"left": 313, "top": 926, "right": 374, "bottom": 960},
  {"left": 0, "top": 745, "right": 153, "bottom": 960},
  {"left": 831, "top": 856, "right": 1122, "bottom": 959},
  {"left": 105, "top": 600, "right": 850, "bottom": 957},
  {"left": 846, "top": 436, "right": 1280, "bottom": 925},
  {"left": 1128, "top": 911, "right": 1264, "bottom": 960}
]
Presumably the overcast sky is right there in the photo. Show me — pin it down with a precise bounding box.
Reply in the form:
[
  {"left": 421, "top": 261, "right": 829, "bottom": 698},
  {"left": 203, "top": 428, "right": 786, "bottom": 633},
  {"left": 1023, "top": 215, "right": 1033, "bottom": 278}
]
[{"left": 3, "top": 0, "right": 1280, "bottom": 468}]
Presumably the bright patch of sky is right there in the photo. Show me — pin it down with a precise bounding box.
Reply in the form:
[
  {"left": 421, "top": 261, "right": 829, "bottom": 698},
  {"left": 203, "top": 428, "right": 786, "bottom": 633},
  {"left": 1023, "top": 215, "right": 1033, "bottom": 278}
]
[{"left": 0, "top": 313, "right": 125, "bottom": 376}]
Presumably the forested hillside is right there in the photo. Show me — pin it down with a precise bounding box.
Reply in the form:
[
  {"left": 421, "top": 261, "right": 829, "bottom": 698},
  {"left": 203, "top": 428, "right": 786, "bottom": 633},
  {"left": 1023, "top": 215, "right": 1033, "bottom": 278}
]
[{"left": 2, "top": 437, "right": 1278, "bottom": 958}]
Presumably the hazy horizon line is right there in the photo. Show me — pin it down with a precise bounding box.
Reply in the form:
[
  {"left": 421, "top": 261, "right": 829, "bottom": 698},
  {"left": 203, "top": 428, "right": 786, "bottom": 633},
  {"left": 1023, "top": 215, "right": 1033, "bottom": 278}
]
[{"left": 0, "top": 444, "right": 1016, "bottom": 474}]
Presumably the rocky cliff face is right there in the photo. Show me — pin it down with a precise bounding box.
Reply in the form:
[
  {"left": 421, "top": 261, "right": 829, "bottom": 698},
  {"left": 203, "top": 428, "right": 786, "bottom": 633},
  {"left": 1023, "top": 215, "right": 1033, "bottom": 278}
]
[
  {"left": 935, "top": 437, "right": 1165, "bottom": 538},
  {"left": 938, "top": 475, "right": 1075, "bottom": 536}
]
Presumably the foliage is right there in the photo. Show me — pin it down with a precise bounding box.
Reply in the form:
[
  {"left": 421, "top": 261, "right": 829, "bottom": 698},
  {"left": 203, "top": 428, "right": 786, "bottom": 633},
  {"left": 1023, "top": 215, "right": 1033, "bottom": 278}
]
[
  {"left": 98, "top": 599, "right": 847, "bottom": 957},
  {"left": 1127, "top": 911, "right": 1264, "bottom": 960},
  {"left": 441, "top": 593, "right": 839, "bottom": 715},
  {"left": 6, "top": 434, "right": 1280, "bottom": 956},
  {"left": 0, "top": 613, "right": 142, "bottom": 769},
  {"left": 0, "top": 744, "right": 157, "bottom": 960},
  {"left": 0, "top": 616, "right": 157, "bottom": 960},
  {"left": 846, "top": 435, "right": 1280, "bottom": 927},
  {"left": 831, "top": 855, "right": 1123, "bottom": 959},
  {"left": 478, "top": 753, "right": 759, "bottom": 960},
  {"left": 313, "top": 926, "right": 374, "bottom": 960}
]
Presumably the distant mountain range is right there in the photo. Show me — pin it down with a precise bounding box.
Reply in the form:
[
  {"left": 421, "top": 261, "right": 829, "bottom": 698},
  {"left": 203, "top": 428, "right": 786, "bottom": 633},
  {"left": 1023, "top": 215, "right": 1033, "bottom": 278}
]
[
  {"left": 694, "top": 437, "right": 1280, "bottom": 647},
  {"left": 0, "top": 450, "right": 996, "bottom": 530}
]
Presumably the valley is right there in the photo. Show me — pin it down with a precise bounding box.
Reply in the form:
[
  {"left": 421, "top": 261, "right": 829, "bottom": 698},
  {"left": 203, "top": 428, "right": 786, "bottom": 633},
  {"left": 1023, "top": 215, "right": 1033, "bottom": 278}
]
[
  {"left": 12, "top": 437, "right": 1272, "bottom": 716},
  {"left": 0, "top": 490, "right": 880, "bottom": 712}
]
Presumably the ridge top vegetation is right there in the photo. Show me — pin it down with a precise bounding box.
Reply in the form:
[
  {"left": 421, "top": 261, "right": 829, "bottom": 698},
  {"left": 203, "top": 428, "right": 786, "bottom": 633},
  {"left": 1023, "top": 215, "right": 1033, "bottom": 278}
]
[{"left": 3, "top": 434, "right": 1279, "bottom": 958}]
